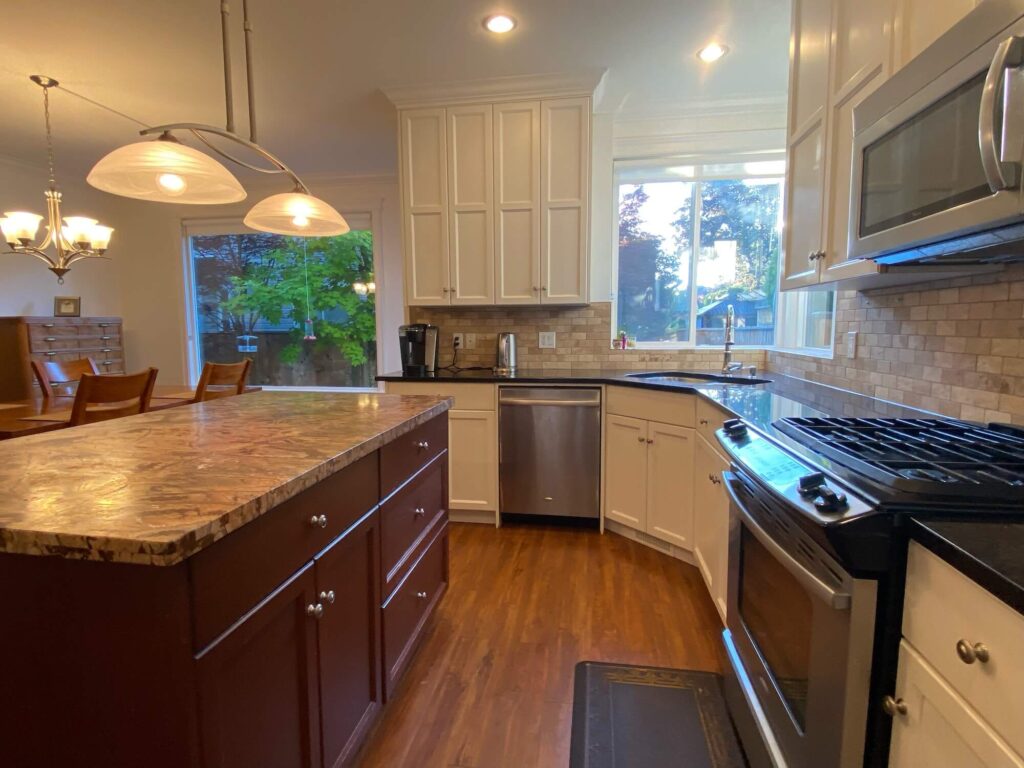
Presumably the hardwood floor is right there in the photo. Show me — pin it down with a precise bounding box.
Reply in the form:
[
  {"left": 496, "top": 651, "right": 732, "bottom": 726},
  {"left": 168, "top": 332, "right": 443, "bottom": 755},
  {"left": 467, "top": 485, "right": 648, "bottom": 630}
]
[{"left": 356, "top": 521, "right": 725, "bottom": 767}]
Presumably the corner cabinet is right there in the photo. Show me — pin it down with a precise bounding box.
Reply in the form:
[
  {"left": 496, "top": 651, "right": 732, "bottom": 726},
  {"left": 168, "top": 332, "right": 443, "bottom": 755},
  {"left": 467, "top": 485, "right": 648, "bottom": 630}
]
[{"left": 398, "top": 96, "right": 591, "bottom": 307}]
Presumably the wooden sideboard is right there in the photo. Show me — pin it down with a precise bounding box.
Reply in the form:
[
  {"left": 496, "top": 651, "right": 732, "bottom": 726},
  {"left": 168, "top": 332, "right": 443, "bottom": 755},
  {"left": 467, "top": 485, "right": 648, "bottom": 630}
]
[{"left": 0, "top": 315, "right": 125, "bottom": 400}]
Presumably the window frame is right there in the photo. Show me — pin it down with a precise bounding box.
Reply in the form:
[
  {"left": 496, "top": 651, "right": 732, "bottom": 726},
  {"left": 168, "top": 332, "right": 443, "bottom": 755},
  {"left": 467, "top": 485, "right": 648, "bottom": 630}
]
[{"left": 180, "top": 213, "right": 384, "bottom": 392}]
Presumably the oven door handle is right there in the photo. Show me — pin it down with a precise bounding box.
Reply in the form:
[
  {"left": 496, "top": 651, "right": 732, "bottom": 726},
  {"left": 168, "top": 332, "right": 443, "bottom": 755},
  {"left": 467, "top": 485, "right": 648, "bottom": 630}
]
[
  {"left": 722, "top": 471, "right": 851, "bottom": 611},
  {"left": 980, "top": 35, "right": 1024, "bottom": 192}
]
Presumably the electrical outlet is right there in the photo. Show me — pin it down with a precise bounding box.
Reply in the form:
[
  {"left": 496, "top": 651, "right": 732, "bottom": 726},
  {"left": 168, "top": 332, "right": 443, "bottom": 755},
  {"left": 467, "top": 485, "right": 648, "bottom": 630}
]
[
  {"left": 465, "top": 333, "right": 477, "bottom": 349},
  {"left": 539, "top": 331, "right": 556, "bottom": 349},
  {"left": 846, "top": 331, "right": 858, "bottom": 358},
  {"left": 453, "top": 333, "right": 464, "bottom": 349}
]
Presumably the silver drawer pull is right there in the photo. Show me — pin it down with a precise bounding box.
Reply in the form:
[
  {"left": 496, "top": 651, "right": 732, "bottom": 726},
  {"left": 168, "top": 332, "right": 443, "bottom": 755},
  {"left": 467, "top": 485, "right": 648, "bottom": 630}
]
[
  {"left": 956, "top": 639, "right": 990, "bottom": 665},
  {"left": 414, "top": 507, "right": 426, "bottom": 518},
  {"left": 306, "top": 603, "right": 324, "bottom": 619},
  {"left": 98, "top": 323, "right": 111, "bottom": 327},
  {"left": 416, "top": 591, "right": 428, "bottom": 600},
  {"left": 319, "top": 590, "right": 336, "bottom": 605},
  {"left": 101, "top": 348, "right": 112, "bottom": 353},
  {"left": 309, "top": 514, "right": 328, "bottom": 528},
  {"left": 101, "top": 361, "right": 114, "bottom": 366},
  {"left": 882, "top": 696, "right": 908, "bottom": 717},
  {"left": 44, "top": 336, "right": 56, "bottom": 342},
  {"left": 417, "top": 440, "right": 430, "bottom": 450},
  {"left": 101, "top": 336, "right": 112, "bottom": 341},
  {"left": 42, "top": 323, "right": 55, "bottom": 328},
  {"left": 44, "top": 351, "right": 57, "bottom": 357}
]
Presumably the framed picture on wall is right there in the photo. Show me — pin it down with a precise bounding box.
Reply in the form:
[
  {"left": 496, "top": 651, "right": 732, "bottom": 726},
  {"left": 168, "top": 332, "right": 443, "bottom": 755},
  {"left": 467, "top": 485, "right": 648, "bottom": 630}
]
[{"left": 54, "top": 296, "right": 81, "bottom": 317}]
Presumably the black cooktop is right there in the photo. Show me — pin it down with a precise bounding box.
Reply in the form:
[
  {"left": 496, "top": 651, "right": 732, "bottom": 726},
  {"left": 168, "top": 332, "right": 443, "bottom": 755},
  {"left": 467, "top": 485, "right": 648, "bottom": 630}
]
[{"left": 773, "top": 417, "right": 1024, "bottom": 499}]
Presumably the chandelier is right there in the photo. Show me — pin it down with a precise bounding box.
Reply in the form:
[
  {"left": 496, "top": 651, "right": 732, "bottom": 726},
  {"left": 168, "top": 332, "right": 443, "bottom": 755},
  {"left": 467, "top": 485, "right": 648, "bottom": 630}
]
[
  {"left": 1, "top": 76, "right": 114, "bottom": 283},
  {"left": 87, "top": 0, "right": 348, "bottom": 238}
]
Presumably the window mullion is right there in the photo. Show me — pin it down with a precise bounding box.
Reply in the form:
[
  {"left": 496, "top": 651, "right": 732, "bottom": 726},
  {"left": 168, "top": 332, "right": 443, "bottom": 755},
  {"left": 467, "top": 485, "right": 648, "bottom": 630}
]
[{"left": 689, "top": 182, "right": 702, "bottom": 346}]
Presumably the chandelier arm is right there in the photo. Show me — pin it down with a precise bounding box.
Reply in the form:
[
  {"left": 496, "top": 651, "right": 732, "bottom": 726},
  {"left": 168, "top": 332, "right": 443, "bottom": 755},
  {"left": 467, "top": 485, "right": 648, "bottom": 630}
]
[
  {"left": 65, "top": 251, "right": 110, "bottom": 267},
  {"left": 139, "top": 123, "right": 310, "bottom": 193},
  {"left": 188, "top": 130, "right": 279, "bottom": 174},
  {"left": 5, "top": 247, "right": 58, "bottom": 269}
]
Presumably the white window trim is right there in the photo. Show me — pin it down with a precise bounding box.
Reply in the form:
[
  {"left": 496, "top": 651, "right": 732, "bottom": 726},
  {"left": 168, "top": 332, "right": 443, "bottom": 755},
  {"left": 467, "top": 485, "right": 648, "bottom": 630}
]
[
  {"left": 611, "top": 156, "right": 785, "bottom": 351},
  {"left": 180, "top": 213, "right": 384, "bottom": 392}
]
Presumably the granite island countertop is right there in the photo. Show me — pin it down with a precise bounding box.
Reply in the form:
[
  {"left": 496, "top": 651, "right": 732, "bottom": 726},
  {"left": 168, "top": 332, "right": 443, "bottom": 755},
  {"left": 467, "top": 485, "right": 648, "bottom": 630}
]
[{"left": 0, "top": 391, "right": 451, "bottom": 566}]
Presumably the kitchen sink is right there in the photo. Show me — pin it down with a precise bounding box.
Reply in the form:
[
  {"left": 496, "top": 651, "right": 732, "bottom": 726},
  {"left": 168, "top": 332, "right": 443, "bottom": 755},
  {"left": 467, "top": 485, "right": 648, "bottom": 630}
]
[{"left": 625, "top": 371, "right": 770, "bottom": 386}]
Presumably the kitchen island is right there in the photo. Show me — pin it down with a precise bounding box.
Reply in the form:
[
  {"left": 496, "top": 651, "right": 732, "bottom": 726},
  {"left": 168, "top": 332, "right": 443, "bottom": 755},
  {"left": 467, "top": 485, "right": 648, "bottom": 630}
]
[{"left": 0, "top": 391, "right": 452, "bottom": 768}]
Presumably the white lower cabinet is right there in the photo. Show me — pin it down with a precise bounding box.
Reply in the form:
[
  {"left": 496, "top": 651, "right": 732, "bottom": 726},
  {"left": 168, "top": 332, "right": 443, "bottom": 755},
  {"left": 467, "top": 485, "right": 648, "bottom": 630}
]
[
  {"left": 448, "top": 409, "right": 498, "bottom": 512},
  {"left": 888, "top": 641, "right": 1023, "bottom": 768},
  {"left": 604, "top": 413, "right": 694, "bottom": 549},
  {"left": 693, "top": 434, "right": 730, "bottom": 623}
]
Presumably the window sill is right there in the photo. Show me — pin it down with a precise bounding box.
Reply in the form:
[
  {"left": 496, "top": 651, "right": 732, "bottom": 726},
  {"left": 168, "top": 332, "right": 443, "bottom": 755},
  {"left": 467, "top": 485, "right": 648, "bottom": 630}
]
[{"left": 771, "top": 346, "right": 834, "bottom": 360}]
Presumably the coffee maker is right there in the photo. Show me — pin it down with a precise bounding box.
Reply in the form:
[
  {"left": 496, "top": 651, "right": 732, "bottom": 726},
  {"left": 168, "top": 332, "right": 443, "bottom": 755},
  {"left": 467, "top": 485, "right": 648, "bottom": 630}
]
[{"left": 398, "top": 324, "right": 440, "bottom": 377}]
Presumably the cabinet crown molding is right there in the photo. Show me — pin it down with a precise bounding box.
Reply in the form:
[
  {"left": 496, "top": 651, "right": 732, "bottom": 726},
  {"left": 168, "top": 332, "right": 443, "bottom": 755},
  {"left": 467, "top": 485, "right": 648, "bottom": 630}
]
[{"left": 382, "top": 69, "right": 607, "bottom": 109}]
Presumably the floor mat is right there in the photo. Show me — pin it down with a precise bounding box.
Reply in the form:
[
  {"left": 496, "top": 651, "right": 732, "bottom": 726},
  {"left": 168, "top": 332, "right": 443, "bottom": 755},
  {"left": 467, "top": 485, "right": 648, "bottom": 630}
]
[{"left": 569, "top": 662, "right": 746, "bottom": 768}]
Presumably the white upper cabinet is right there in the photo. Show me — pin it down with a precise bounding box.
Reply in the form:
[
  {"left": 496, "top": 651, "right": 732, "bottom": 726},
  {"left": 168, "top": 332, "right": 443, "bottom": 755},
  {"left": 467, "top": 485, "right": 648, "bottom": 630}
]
[
  {"left": 540, "top": 97, "right": 590, "bottom": 305},
  {"left": 447, "top": 105, "right": 494, "bottom": 305},
  {"left": 494, "top": 102, "right": 542, "bottom": 305},
  {"left": 893, "top": 0, "right": 981, "bottom": 70},
  {"left": 400, "top": 109, "right": 450, "bottom": 305},
  {"left": 394, "top": 87, "right": 593, "bottom": 307}
]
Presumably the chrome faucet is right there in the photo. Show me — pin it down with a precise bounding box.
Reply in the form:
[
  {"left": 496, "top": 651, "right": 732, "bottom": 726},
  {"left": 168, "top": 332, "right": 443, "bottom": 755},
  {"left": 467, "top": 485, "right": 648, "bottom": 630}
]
[{"left": 722, "top": 304, "right": 743, "bottom": 374}]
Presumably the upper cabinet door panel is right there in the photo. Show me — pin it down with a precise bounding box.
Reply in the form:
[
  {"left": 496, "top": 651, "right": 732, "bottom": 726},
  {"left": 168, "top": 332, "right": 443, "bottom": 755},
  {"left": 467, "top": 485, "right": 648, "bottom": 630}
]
[
  {"left": 541, "top": 97, "right": 590, "bottom": 304},
  {"left": 894, "top": 0, "right": 979, "bottom": 70},
  {"left": 789, "top": 0, "right": 833, "bottom": 134},
  {"left": 782, "top": 123, "right": 826, "bottom": 289},
  {"left": 447, "top": 105, "right": 494, "bottom": 305},
  {"left": 494, "top": 101, "right": 541, "bottom": 305},
  {"left": 831, "top": 0, "right": 891, "bottom": 94},
  {"left": 401, "top": 109, "right": 449, "bottom": 305}
]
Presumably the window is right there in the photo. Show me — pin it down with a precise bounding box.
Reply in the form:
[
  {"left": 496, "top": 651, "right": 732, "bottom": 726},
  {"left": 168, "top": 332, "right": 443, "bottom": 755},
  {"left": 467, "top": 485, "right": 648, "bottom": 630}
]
[
  {"left": 185, "top": 216, "right": 377, "bottom": 388},
  {"left": 614, "top": 158, "right": 834, "bottom": 354}
]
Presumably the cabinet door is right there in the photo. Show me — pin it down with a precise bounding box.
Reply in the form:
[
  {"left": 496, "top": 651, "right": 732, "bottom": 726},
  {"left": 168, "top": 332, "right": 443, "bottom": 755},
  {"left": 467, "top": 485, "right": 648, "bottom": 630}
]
[
  {"left": 540, "top": 97, "right": 590, "bottom": 304},
  {"left": 449, "top": 409, "right": 497, "bottom": 512},
  {"left": 447, "top": 104, "right": 494, "bottom": 305},
  {"left": 888, "top": 641, "right": 1024, "bottom": 768},
  {"left": 315, "top": 511, "right": 382, "bottom": 768},
  {"left": 603, "top": 414, "right": 647, "bottom": 530},
  {"left": 494, "top": 101, "right": 542, "bottom": 305},
  {"left": 789, "top": 0, "right": 832, "bottom": 135},
  {"left": 401, "top": 108, "right": 450, "bottom": 305},
  {"left": 693, "top": 436, "right": 730, "bottom": 623},
  {"left": 197, "top": 564, "right": 321, "bottom": 768},
  {"left": 645, "top": 422, "right": 695, "bottom": 550},
  {"left": 894, "top": 0, "right": 979, "bottom": 71}
]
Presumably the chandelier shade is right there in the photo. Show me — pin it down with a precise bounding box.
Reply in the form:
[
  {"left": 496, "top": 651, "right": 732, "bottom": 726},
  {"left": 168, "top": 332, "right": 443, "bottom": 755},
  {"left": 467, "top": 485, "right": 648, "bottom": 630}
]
[
  {"left": 87, "top": 139, "right": 246, "bottom": 204},
  {"left": 243, "top": 192, "right": 349, "bottom": 237}
]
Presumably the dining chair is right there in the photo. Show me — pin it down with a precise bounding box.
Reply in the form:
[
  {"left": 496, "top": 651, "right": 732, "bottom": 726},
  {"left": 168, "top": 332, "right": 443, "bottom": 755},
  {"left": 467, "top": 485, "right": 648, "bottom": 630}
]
[
  {"left": 192, "top": 359, "right": 253, "bottom": 403},
  {"left": 31, "top": 358, "right": 101, "bottom": 400},
  {"left": 68, "top": 368, "right": 158, "bottom": 427}
]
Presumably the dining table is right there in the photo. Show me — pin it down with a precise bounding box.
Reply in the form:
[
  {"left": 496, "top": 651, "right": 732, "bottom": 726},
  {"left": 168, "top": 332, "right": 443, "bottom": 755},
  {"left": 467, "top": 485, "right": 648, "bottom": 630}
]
[{"left": 0, "top": 384, "right": 262, "bottom": 440}]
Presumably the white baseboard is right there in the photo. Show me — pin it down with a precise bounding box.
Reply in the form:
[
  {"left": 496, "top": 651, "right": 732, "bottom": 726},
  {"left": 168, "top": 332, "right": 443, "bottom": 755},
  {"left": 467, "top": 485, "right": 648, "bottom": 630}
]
[
  {"left": 603, "top": 519, "right": 698, "bottom": 567},
  {"left": 449, "top": 509, "right": 498, "bottom": 526}
]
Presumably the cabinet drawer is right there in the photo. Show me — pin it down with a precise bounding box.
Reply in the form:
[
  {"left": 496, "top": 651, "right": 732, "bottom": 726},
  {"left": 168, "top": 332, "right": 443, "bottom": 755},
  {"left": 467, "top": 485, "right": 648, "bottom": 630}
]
[
  {"left": 903, "top": 542, "right": 1024, "bottom": 757},
  {"left": 381, "top": 455, "right": 447, "bottom": 595},
  {"left": 382, "top": 522, "right": 448, "bottom": 698},
  {"left": 380, "top": 413, "right": 448, "bottom": 498},
  {"left": 190, "top": 451, "right": 380, "bottom": 651},
  {"left": 696, "top": 397, "right": 731, "bottom": 450},
  {"left": 606, "top": 385, "right": 695, "bottom": 427},
  {"left": 385, "top": 382, "right": 494, "bottom": 410}
]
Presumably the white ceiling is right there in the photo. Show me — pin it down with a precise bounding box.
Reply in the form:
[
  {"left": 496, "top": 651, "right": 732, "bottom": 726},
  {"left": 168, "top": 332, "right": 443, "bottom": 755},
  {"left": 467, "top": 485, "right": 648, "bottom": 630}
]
[{"left": 0, "top": 0, "right": 790, "bottom": 181}]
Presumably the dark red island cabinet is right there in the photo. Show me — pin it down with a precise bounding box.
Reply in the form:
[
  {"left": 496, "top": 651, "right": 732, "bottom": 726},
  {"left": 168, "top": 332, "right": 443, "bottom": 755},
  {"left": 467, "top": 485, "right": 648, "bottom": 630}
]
[{"left": 0, "top": 412, "right": 449, "bottom": 768}]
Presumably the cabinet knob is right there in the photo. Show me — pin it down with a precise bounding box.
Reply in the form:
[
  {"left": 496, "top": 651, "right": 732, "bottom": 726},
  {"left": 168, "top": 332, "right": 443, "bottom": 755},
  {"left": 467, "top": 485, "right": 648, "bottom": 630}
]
[
  {"left": 637, "top": 436, "right": 646, "bottom": 443},
  {"left": 646, "top": 439, "right": 654, "bottom": 444},
  {"left": 306, "top": 603, "right": 324, "bottom": 619},
  {"left": 881, "top": 696, "right": 908, "bottom": 717},
  {"left": 319, "top": 590, "right": 336, "bottom": 605},
  {"left": 414, "top": 507, "right": 426, "bottom": 518},
  {"left": 532, "top": 286, "right": 539, "bottom": 292},
  {"left": 699, "top": 418, "right": 709, "bottom": 425},
  {"left": 442, "top": 287, "right": 449, "bottom": 294},
  {"left": 309, "top": 514, "right": 328, "bottom": 529},
  {"left": 956, "top": 639, "right": 990, "bottom": 665},
  {"left": 416, "top": 591, "right": 428, "bottom": 600},
  {"left": 541, "top": 285, "right": 547, "bottom": 292},
  {"left": 417, "top": 440, "right": 430, "bottom": 450}
]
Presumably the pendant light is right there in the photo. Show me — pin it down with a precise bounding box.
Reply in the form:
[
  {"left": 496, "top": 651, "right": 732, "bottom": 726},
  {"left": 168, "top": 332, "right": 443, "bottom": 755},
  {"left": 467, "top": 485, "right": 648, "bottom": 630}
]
[{"left": 87, "top": 0, "right": 347, "bottom": 236}]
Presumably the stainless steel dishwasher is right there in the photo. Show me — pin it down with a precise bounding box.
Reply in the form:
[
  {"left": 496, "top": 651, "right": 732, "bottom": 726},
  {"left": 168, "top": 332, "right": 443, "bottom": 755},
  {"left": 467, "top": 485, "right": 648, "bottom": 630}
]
[{"left": 498, "top": 386, "right": 601, "bottom": 519}]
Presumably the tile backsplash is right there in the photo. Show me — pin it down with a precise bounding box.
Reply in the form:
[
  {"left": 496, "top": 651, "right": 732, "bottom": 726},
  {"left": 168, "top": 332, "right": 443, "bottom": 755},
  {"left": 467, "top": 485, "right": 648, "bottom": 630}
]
[
  {"left": 408, "top": 302, "right": 765, "bottom": 372},
  {"left": 769, "top": 263, "right": 1024, "bottom": 425}
]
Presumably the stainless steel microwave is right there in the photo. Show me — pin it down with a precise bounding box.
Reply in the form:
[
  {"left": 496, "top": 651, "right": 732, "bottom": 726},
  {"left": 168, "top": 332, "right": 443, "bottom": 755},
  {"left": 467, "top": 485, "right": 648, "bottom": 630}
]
[{"left": 849, "top": 0, "right": 1024, "bottom": 266}]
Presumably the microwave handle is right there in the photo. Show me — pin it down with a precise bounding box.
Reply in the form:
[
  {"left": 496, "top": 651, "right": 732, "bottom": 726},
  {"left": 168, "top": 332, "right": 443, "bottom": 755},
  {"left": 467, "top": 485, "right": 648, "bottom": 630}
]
[
  {"left": 722, "top": 471, "right": 851, "bottom": 611},
  {"left": 980, "top": 35, "right": 1024, "bottom": 192}
]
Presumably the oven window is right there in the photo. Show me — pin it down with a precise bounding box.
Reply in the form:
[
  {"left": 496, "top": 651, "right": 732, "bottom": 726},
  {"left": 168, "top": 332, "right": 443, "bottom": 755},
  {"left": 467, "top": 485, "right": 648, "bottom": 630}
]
[
  {"left": 738, "top": 525, "right": 813, "bottom": 730},
  {"left": 860, "top": 71, "right": 991, "bottom": 237}
]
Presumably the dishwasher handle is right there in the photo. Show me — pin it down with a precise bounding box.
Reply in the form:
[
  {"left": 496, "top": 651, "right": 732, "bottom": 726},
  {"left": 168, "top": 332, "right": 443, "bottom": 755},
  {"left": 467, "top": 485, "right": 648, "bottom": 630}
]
[{"left": 499, "top": 397, "right": 600, "bottom": 407}]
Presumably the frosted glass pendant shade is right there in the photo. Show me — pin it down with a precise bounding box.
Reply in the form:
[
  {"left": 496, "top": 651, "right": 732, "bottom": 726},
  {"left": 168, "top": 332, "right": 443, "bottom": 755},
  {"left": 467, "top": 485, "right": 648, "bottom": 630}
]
[
  {"left": 87, "top": 140, "right": 246, "bottom": 204},
  {"left": 243, "top": 192, "right": 349, "bottom": 236}
]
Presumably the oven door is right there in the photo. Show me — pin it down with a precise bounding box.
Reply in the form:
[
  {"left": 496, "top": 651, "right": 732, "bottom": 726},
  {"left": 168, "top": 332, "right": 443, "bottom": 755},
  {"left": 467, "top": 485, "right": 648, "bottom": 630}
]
[
  {"left": 849, "top": 19, "right": 1024, "bottom": 263},
  {"left": 722, "top": 471, "right": 875, "bottom": 768}
]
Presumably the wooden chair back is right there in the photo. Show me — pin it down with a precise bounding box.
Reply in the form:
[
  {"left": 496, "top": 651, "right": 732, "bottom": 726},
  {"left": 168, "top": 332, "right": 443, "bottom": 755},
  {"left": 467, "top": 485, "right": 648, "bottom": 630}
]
[
  {"left": 193, "top": 359, "right": 253, "bottom": 403},
  {"left": 31, "top": 358, "right": 101, "bottom": 400},
  {"left": 69, "top": 368, "right": 159, "bottom": 426}
]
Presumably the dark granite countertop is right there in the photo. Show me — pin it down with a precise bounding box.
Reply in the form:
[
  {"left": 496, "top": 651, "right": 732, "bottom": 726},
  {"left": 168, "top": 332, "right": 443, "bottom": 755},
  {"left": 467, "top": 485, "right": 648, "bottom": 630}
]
[{"left": 910, "top": 519, "right": 1024, "bottom": 614}]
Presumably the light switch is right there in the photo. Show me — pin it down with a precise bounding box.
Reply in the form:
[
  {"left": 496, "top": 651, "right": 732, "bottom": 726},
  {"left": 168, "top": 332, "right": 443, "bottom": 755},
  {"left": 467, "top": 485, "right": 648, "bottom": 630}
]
[
  {"left": 465, "top": 333, "right": 477, "bottom": 349},
  {"left": 846, "top": 331, "right": 858, "bottom": 358},
  {"left": 539, "top": 331, "right": 556, "bottom": 349}
]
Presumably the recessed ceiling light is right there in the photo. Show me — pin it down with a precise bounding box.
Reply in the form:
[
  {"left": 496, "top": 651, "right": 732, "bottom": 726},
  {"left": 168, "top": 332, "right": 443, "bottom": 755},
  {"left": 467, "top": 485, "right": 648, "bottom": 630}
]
[
  {"left": 697, "top": 42, "right": 729, "bottom": 63},
  {"left": 484, "top": 14, "right": 517, "bottom": 34}
]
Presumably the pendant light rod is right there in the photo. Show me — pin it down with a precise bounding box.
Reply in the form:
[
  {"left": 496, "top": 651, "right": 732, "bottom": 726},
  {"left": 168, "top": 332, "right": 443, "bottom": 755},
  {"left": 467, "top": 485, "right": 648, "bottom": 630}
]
[
  {"left": 220, "top": 0, "right": 236, "bottom": 134},
  {"left": 242, "top": 0, "right": 258, "bottom": 143}
]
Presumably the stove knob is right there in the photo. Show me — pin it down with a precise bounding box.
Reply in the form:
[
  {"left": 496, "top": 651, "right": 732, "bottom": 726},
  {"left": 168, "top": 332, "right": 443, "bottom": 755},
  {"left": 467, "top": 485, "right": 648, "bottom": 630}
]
[
  {"left": 798, "top": 472, "right": 826, "bottom": 496},
  {"left": 723, "top": 419, "right": 748, "bottom": 439},
  {"left": 814, "top": 487, "right": 849, "bottom": 513}
]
